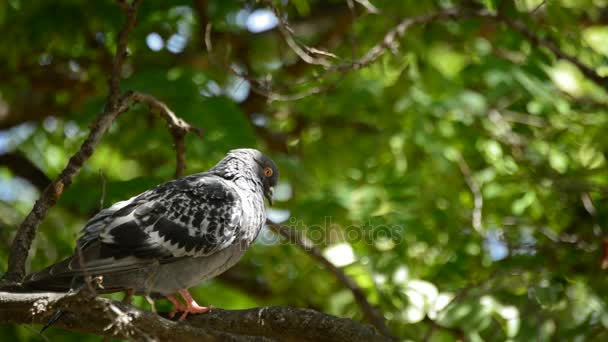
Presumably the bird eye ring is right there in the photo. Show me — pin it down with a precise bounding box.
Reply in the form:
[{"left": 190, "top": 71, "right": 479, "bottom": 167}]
[{"left": 264, "top": 167, "right": 273, "bottom": 177}]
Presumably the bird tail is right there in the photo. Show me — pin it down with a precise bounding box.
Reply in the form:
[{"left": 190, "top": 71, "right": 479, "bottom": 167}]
[{"left": 20, "top": 257, "right": 78, "bottom": 292}]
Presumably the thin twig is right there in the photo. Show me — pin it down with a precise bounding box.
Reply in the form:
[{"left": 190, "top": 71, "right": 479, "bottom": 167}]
[
  {"left": 334, "top": 9, "right": 468, "bottom": 71},
  {"left": 346, "top": 0, "right": 358, "bottom": 60},
  {"left": 267, "top": 220, "right": 396, "bottom": 340},
  {"left": 267, "top": 1, "right": 334, "bottom": 68},
  {"left": 354, "top": 0, "right": 380, "bottom": 14},
  {"left": 203, "top": 7, "right": 479, "bottom": 102},
  {"left": 108, "top": 0, "right": 143, "bottom": 109},
  {"left": 130, "top": 92, "right": 203, "bottom": 178},
  {"left": 98, "top": 170, "right": 106, "bottom": 211},
  {"left": 530, "top": 0, "right": 547, "bottom": 15},
  {"left": 204, "top": 23, "right": 337, "bottom": 102},
  {"left": 456, "top": 154, "right": 484, "bottom": 234}
]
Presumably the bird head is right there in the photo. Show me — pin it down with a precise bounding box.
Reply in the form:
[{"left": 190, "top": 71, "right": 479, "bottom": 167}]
[
  {"left": 218, "top": 149, "right": 279, "bottom": 205},
  {"left": 256, "top": 155, "right": 279, "bottom": 206}
]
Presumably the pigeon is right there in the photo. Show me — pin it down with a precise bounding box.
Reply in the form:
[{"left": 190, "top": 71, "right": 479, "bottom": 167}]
[{"left": 23, "top": 148, "right": 278, "bottom": 319}]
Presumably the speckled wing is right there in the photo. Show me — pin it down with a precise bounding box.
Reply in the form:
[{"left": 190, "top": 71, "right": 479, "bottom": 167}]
[{"left": 80, "top": 173, "right": 244, "bottom": 261}]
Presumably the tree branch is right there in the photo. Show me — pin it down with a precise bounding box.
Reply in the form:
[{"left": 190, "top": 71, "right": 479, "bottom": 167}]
[
  {"left": 267, "top": 221, "right": 395, "bottom": 340},
  {"left": 0, "top": 291, "right": 387, "bottom": 342},
  {"left": 266, "top": 1, "right": 335, "bottom": 68},
  {"left": 130, "top": 92, "right": 203, "bottom": 178}
]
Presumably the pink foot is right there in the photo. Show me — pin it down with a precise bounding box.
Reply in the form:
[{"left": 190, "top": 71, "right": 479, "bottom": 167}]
[
  {"left": 166, "top": 294, "right": 187, "bottom": 319},
  {"left": 177, "top": 289, "right": 212, "bottom": 320}
]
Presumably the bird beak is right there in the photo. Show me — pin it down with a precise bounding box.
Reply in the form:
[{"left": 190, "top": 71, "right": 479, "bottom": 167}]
[{"left": 265, "top": 187, "right": 274, "bottom": 206}]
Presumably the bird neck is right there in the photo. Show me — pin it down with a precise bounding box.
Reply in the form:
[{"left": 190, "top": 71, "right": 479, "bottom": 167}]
[{"left": 210, "top": 157, "right": 263, "bottom": 192}]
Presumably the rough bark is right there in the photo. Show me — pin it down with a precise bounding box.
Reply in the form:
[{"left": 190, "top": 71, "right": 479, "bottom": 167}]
[{"left": 0, "top": 291, "right": 387, "bottom": 342}]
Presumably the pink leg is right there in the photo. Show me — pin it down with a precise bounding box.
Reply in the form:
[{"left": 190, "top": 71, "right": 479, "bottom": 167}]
[
  {"left": 166, "top": 294, "right": 187, "bottom": 318},
  {"left": 177, "top": 289, "right": 212, "bottom": 320}
]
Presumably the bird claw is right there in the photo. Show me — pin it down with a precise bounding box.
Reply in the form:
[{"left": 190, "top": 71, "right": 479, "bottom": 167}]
[
  {"left": 167, "top": 290, "right": 213, "bottom": 320},
  {"left": 166, "top": 294, "right": 187, "bottom": 319},
  {"left": 169, "top": 309, "right": 177, "bottom": 319},
  {"left": 178, "top": 305, "right": 212, "bottom": 321}
]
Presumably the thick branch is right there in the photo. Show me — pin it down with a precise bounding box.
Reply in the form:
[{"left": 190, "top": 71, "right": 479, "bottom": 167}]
[
  {"left": 267, "top": 221, "right": 395, "bottom": 340},
  {"left": 188, "top": 305, "right": 386, "bottom": 342},
  {"left": 0, "top": 291, "right": 386, "bottom": 342}
]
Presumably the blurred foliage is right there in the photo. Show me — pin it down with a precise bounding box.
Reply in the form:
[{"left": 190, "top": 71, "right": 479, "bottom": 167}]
[{"left": 2, "top": 0, "right": 608, "bottom": 341}]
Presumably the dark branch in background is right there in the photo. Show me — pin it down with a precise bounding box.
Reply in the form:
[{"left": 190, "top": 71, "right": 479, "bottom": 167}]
[
  {"left": 216, "top": 265, "right": 273, "bottom": 298},
  {"left": 0, "top": 291, "right": 387, "bottom": 342},
  {"left": 267, "top": 221, "right": 395, "bottom": 340},
  {"left": 0, "top": 153, "right": 51, "bottom": 191}
]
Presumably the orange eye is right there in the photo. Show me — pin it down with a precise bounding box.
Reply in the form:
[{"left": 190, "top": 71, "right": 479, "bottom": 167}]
[{"left": 264, "top": 167, "right": 273, "bottom": 177}]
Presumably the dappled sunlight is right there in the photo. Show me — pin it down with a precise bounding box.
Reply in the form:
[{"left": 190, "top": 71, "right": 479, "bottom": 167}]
[
  {"left": 323, "top": 242, "right": 356, "bottom": 267},
  {"left": 246, "top": 9, "right": 279, "bottom": 33},
  {"left": 145, "top": 32, "right": 164, "bottom": 51}
]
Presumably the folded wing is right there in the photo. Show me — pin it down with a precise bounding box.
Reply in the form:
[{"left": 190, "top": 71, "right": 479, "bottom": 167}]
[{"left": 25, "top": 174, "right": 243, "bottom": 285}]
